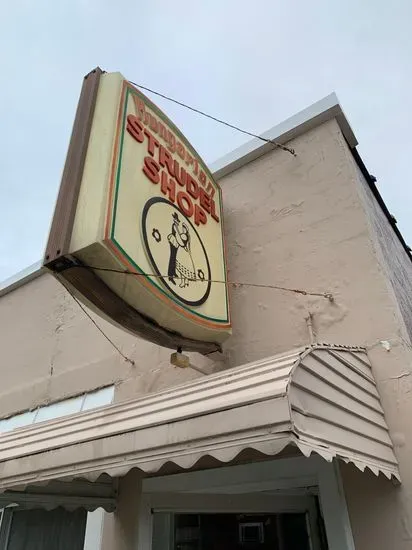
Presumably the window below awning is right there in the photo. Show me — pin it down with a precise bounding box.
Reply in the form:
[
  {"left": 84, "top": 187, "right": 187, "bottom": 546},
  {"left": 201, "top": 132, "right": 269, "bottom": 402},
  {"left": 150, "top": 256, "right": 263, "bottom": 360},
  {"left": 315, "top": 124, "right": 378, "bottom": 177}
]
[
  {"left": 0, "top": 386, "right": 114, "bottom": 433},
  {"left": 0, "top": 345, "right": 400, "bottom": 511}
]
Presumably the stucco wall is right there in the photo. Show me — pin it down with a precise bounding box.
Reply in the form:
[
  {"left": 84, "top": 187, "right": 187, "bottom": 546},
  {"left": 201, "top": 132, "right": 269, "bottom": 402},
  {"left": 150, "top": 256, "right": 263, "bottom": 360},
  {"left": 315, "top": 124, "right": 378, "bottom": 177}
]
[
  {"left": 340, "top": 463, "right": 412, "bottom": 550},
  {"left": 218, "top": 119, "right": 411, "bottom": 367},
  {"left": 0, "top": 272, "right": 206, "bottom": 416},
  {"left": 1, "top": 116, "right": 412, "bottom": 549},
  {"left": 1, "top": 116, "right": 377, "bottom": 417},
  {"left": 1, "top": 118, "right": 411, "bottom": 408}
]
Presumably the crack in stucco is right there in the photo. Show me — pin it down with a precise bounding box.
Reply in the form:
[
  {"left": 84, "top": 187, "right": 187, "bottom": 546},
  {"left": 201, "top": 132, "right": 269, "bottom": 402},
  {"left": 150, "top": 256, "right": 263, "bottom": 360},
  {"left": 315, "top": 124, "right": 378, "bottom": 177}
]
[{"left": 387, "top": 372, "right": 411, "bottom": 381}]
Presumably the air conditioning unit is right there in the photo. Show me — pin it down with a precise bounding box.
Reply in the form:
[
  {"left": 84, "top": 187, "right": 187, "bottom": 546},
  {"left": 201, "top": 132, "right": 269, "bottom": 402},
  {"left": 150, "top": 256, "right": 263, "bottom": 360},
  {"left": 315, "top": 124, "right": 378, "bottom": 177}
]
[{"left": 238, "top": 522, "right": 264, "bottom": 544}]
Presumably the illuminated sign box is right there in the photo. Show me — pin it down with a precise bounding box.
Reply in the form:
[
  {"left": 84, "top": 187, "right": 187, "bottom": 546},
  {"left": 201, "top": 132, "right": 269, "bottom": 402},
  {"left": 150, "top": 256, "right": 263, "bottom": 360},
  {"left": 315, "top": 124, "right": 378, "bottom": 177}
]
[{"left": 44, "top": 69, "right": 231, "bottom": 353}]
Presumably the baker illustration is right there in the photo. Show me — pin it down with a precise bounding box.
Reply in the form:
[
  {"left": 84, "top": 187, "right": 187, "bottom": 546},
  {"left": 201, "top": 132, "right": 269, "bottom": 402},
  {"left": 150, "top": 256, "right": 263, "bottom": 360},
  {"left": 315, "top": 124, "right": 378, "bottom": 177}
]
[{"left": 167, "top": 212, "right": 196, "bottom": 288}]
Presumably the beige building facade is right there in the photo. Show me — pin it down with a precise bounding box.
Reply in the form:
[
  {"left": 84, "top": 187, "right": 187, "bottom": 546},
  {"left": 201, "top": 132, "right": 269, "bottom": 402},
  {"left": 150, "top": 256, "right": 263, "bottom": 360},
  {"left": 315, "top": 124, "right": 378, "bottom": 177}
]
[{"left": 0, "top": 93, "right": 411, "bottom": 549}]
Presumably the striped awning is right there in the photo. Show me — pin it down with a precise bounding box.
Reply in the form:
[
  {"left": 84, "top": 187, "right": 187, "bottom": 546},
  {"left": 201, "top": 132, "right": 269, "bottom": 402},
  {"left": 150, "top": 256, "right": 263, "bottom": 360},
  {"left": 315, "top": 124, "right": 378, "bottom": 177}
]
[{"left": 0, "top": 344, "right": 400, "bottom": 511}]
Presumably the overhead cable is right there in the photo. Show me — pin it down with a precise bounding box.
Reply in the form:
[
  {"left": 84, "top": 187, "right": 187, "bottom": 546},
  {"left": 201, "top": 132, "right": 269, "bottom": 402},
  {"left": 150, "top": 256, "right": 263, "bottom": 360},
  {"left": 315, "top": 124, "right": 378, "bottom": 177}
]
[
  {"left": 128, "top": 80, "right": 296, "bottom": 157},
  {"left": 74, "top": 264, "right": 333, "bottom": 301}
]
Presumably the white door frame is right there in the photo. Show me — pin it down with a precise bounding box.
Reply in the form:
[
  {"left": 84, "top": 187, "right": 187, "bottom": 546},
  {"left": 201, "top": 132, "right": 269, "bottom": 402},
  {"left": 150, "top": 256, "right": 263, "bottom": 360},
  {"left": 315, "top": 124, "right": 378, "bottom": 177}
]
[{"left": 140, "top": 455, "right": 355, "bottom": 550}]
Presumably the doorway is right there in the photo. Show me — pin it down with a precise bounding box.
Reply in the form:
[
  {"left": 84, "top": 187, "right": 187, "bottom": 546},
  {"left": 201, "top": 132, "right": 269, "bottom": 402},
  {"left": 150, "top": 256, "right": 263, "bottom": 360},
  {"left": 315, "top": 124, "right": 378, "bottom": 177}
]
[
  {"left": 143, "top": 457, "right": 355, "bottom": 550},
  {"left": 171, "top": 512, "right": 314, "bottom": 550},
  {"left": 150, "top": 493, "right": 327, "bottom": 550}
]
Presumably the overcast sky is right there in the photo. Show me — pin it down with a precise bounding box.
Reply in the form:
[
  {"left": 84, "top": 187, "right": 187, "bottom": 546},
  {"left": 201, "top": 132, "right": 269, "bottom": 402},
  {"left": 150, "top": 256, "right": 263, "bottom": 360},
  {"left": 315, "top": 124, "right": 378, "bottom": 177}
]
[{"left": 1, "top": 0, "right": 411, "bottom": 281}]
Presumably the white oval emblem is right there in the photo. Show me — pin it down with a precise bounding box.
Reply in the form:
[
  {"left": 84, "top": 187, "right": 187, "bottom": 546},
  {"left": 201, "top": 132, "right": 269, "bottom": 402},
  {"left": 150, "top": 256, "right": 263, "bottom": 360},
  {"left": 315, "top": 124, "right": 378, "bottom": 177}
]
[{"left": 142, "top": 197, "right": 211, "bottom": 306}]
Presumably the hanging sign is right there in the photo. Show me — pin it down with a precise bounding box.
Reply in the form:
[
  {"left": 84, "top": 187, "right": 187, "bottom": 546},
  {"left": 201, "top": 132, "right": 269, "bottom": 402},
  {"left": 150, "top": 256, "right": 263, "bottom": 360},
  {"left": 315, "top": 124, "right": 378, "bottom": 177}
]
[{"left": 44, "top": 69, "right": 231, "bottom": 353}]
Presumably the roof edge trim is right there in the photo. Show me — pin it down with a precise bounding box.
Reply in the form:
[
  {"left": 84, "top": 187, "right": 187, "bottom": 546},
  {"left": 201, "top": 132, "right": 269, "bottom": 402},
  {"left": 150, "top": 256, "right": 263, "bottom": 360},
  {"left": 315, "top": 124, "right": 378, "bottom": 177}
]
[
  {"left": 0, "top": 262, "right": 44, "bottom": 298},
  {"left": 210, "top": 92, "right": 357, "bottom": 180}
]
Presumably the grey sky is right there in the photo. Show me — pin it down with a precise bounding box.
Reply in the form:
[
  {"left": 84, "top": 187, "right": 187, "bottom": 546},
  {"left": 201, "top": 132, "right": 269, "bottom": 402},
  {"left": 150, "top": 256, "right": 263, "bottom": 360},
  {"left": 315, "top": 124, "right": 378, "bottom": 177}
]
[{"left": 1, "top": 0, "right": 411, "bottom": 281}]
